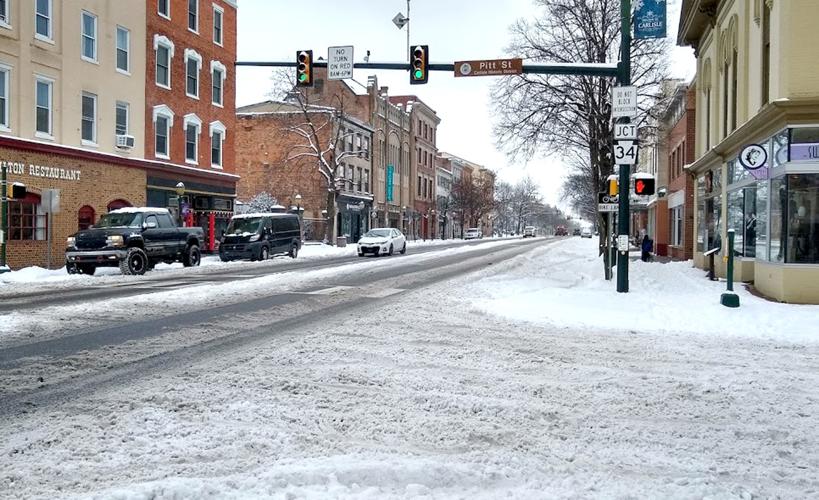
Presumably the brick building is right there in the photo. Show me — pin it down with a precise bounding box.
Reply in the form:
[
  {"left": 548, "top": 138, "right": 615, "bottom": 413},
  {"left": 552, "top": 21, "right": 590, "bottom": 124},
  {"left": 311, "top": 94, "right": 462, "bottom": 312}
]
[
  {"left": 664, "top": 83, "right": 697, "bottom": 261},
  {"left": 235, "top": 100, "right": 374, "bottom": 242},
  {"left": 389, "top": 96, "right": 440, "bottom": 240},
  {"left": 145, "top": 0, "right": 238, "bottom": 250}
]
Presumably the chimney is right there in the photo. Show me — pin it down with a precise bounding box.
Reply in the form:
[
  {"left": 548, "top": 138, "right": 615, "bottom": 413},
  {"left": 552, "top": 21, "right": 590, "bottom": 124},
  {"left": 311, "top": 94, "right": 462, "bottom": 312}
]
[{"left": 379, "top": 86, "right": 389, "bottom": 96}]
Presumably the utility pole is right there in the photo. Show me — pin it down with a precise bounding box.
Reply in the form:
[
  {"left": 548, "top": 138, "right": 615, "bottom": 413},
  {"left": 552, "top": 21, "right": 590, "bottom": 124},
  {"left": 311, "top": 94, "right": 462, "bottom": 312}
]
[
  {"left": 406, "top": 0, "right": 411, "bottom": 62},
  {"left": 616, "top": 0, "right": 632, "bottom": 293}
]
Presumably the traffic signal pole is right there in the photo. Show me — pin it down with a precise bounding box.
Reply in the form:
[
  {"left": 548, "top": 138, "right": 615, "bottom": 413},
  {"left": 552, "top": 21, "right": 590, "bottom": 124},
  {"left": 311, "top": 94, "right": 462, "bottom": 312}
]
[{"left": 616, "top": 0, "right": 631, "bottom": 293}]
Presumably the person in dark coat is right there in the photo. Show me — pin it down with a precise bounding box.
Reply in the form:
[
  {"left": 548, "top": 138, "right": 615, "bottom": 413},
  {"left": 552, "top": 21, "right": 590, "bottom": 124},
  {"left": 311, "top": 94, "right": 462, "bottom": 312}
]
[{"left": 641, "top": 235, "right": 653, "bottom": 262}]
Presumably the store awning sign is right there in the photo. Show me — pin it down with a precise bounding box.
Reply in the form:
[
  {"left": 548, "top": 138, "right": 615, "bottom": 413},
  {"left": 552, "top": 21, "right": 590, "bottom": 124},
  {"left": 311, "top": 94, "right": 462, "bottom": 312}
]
[
  {"left": 738, "top": 143, "right": 769, "bottom": 180},
  {"left": 634, "top": 0, "right": 667, "bottom": 39}
]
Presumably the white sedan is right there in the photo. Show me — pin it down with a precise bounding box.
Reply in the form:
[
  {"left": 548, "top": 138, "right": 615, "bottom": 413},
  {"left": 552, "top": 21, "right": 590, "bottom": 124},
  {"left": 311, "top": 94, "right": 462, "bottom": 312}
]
[{"left": 357, "top": 228, "right": 407, "bottom": 257}]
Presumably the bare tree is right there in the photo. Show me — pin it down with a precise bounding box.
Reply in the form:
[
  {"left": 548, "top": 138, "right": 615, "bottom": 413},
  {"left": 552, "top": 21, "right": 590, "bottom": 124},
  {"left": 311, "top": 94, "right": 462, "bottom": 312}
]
[
  {"left": 271, "top": 72, "right": 368, "bottom": 244},
  {"left": 492, "top": 0, "right": 669, "bottom": 251},
  {"left": 452, "top": 174, "right": 496, "bottom": 233}
]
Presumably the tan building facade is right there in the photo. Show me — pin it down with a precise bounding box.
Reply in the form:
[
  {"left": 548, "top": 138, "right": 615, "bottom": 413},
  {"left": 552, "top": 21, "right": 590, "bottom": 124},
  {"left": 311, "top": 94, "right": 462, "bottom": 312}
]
[
  {"left": 0, "top": 0, "right": 147, "bottom": 156},
  {"left": 680, "top": 0, "right": 819, "bottom": 303}
]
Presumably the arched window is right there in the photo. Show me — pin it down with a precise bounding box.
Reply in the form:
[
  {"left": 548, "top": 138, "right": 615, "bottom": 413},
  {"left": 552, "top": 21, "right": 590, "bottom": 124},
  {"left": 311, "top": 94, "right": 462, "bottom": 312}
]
[
  {"left": 9, "top": 193, "right": 46, "bottom": 241},
  {"left": 78, "top": 205, "right": 95, "bottom": 230},
  {"left": 107, "top": 199, "right": 131, "bottom": 212}
]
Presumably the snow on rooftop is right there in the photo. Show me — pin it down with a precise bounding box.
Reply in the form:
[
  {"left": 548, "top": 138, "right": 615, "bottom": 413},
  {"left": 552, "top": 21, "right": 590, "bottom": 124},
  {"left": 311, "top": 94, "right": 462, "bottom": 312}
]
[{"left": 232, "top": 211, "right": 293, "bottom": 219}]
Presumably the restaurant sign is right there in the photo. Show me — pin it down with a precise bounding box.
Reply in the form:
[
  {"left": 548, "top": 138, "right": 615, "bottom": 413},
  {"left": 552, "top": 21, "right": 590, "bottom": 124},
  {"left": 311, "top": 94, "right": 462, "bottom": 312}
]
[{"left": 1, "top": 160, "right": 82, "bottom": 181}]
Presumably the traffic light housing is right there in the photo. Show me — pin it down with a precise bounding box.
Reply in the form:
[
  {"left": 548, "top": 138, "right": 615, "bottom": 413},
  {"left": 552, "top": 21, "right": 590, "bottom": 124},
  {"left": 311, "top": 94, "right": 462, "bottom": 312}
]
[
  {"left": 608, "top": 178, "right": 618, "bottom": 196},
  {"left": 296, "top": 50, "right": 313, "bottom": 87},
  {"left": 634, "top": 178, "right": 655, "bottom": 196},
  {"left": 7, "top": 182, "right": 25, "bottom": 199},
  {"left": 410, "top": 45, "right": 428, "bottom": 85}
]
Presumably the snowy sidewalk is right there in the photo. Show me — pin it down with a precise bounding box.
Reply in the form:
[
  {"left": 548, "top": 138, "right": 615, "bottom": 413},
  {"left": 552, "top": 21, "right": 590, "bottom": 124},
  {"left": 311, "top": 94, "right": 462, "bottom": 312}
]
[{"left": 1, "top": 237, "right": 818, "bottom": 499}]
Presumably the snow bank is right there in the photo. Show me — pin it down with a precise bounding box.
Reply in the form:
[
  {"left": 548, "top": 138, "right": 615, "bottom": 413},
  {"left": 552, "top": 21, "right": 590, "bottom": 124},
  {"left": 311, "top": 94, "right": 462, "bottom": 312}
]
[{"left": 466, "top": 237, "right": 819, "bottom": 343}]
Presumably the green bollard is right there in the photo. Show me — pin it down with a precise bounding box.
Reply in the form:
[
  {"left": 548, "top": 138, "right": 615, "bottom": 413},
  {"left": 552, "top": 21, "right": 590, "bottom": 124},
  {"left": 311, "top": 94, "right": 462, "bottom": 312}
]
[{"left": 720, "top": 229, "right": 740, "bottom": 308}]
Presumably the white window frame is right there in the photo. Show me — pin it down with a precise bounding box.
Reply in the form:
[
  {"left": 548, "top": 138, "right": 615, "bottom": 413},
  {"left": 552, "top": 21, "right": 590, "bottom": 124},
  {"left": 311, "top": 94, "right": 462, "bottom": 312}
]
[
  {"left": 0, "top": 0, "right": 11, "bottom": 29},
  {"left": 81, "top": 91, "right": 97, "bottom": 146},
  {"left": 210, "top": 60, "right": 226, "bottom": 107},
  {"left": 209, "top": 121, "right": 225, "bottom": 169},
  {"left": 0, "top": 64, "right": 10, "bottom": 132},
  {"left": 115, "top": 101, "right": 129, "bottom": 136},
  {"left": 153, "top": 35, "right": 174, "bottom": 89},
  {"left": 35, "top": 0, "right": 53, "bottom": 42},
  {"left": 34, "top": 75, "right": 54, "bottom": 139},
  {"left": 188, "top": 0, "right": 198, "bottom": 33},
  {"left": 115, "top": 26, "right": 130, "bottom": 74},
  {"left": 184, "top": 113, "right": 202, "bottom": 165},
  {"left": 184, "top": 48, "right": 202, "bottom": 99},
  {"left": 152, "top": 104, "right": 174, "bottom": 159},
  {"left": 81, "top": 11, "right": 98, "bottom": 63},
  {"left": 212, "top": 4, "right": 224, "bottom": 46},
  {"left": 158, "top": 0, "right": 170, "bottom": 20}
]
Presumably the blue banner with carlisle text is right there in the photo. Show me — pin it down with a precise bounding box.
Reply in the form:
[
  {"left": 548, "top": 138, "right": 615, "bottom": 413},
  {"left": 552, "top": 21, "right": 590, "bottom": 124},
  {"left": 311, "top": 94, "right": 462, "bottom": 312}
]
[{"left": 634, "top": 0, "right": 667, "bottom": 39}]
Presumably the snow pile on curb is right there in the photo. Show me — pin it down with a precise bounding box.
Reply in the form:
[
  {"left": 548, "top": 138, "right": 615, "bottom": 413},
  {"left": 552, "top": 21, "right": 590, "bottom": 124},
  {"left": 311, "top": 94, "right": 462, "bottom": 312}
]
[{"left": 466, "top": 237, "right": 819, "bottom": 343}]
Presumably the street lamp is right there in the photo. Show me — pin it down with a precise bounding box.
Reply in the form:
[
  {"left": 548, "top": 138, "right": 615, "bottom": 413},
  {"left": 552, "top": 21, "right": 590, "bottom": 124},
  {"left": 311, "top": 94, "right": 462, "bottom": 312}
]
[{"left": 175, "top": 182, "right": 185, "bottom": 226}]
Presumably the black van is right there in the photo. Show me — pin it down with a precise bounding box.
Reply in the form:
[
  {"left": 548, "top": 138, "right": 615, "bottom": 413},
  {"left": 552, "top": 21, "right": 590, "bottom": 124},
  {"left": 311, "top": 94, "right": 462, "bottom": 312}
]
[{"left": 219, "top": 213, "right": 301, "bottom": 261}]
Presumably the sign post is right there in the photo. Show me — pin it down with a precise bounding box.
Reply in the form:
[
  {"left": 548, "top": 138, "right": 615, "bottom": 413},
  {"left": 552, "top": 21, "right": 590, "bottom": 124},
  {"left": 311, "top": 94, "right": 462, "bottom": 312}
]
[
  {"left": 0, "top": 164, "right": 7, "bottom": 272},
  {"left": 615, "top": 0, "right": 632, "bottom": 293}
]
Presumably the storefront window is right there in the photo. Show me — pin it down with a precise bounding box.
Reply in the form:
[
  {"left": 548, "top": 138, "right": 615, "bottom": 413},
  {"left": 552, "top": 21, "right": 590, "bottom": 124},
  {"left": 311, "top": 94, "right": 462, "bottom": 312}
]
[
  {"left": 772, "top": 130, "right": 789, "bottom": 168},
  {"left": 728, "top": 190, "right": 743, "bottom": 255},
  {"left": 743, "top": 187, "right": 757, "bottom": 257},
  {"left": 728, "top": 159, "right": 751, "bottom": 184},
  {"left": 786, "top": 174, "right": 819, "bottom": 263},
  {"left": 770, "top": 177, "right": 786, "bottom": 262},
  {"left": 789, "top": 128, "right": 819, "bottom": 162},
  {"left": 755, "top": 181, "right": 768, "bottom": 260},
  {"left": 704, "top": 195, "right": 721, "bottom": 251},
  {"left": 9, "top": 194, "right": 47, "bottom": 240}
]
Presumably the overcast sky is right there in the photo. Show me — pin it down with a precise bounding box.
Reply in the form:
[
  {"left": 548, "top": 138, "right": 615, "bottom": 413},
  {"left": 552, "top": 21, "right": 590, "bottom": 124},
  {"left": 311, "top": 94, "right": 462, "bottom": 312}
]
[{"left": 236, "top": 0, "right": 695, "bottom": 216}]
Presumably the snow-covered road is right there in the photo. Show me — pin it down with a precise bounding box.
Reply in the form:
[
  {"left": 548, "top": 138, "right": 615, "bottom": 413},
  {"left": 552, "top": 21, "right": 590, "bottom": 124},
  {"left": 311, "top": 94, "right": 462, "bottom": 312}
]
[{"left": 1, "top": 237, "right": 818, "bottom": 499}]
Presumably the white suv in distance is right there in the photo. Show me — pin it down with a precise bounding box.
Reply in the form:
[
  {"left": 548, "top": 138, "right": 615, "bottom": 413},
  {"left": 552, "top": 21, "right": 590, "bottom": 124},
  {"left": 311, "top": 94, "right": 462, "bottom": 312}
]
[{"left": 523, "top": 226, "right": 536, "bottom": 238}]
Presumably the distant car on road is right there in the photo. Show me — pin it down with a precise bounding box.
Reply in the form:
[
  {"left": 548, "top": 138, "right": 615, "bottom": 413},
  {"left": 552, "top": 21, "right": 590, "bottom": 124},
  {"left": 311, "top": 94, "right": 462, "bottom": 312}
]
[
  {"left": 358, "top": 228, "right": 407, "bottom": 257},
  {"left": 523, "top": 226, "right": 536, "bottom": 238},
  {"left": 581, "top": 228, "right": 593, "bottom": 238},
  {"left": 555, "top": 225, "right": 568, "bottom": 236},
  {"left": 573, "top": 228, "right": 582, "bottom": 236},
  {"left": 464, "top": 228, "right": 482, "bottom": 240}
]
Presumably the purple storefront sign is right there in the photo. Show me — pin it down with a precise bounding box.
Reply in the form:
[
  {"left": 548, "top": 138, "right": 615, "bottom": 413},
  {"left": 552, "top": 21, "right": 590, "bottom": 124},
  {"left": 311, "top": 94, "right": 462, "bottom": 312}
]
[{"left": 789, "top": 142, "right": 819, "bottom": 162}]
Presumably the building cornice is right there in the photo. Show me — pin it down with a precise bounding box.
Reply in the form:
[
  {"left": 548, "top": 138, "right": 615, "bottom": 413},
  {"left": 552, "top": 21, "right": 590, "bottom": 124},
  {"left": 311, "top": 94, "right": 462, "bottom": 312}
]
[{"left": 687, "top": 98, "right": 819, "bottom": 173}]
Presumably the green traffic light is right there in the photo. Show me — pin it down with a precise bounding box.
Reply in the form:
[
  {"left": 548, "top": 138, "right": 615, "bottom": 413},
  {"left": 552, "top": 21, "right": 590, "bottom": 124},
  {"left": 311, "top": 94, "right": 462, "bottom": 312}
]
[
  {"left": 298, "top": 74, "right": 307, "bottom": 82},
  {"left": 414, "top": 69, "right": 423, "bottom": 79}
]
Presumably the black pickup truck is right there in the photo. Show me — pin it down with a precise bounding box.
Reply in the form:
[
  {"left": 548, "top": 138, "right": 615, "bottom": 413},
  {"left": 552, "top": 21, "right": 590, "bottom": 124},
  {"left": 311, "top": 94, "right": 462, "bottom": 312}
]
[{"left": 65, "top": 208, "right": 204, "bottom": 275}]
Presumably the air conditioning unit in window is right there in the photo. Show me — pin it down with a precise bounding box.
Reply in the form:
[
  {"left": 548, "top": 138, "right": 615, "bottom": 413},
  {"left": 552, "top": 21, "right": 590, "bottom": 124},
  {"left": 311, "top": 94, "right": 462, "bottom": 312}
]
[{"left": 116, "top": 134, "right": 135, "bottom": 149}]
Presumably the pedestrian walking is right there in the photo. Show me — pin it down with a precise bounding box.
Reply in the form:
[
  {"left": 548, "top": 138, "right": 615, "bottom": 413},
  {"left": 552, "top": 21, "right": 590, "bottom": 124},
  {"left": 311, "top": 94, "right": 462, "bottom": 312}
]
[{"left": 641, "top": 235, "right": 653, "bottom": 262}]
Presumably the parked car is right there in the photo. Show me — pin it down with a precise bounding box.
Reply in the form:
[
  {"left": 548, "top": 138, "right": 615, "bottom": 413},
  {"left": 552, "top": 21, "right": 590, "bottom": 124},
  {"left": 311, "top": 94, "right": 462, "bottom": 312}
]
[
  {"left": 523, "top": 226, "right": 536, "bottom": 238},
  {"left": 464, "top": 228, "right": 482, "bottom": 240},
  {"left": 219, "top": 213, "right": 301, "bottom": 262},
  {"left": 358, "top": 228, "right": 407, "bottom": 256},
  {"left": 581, "top": 227, "right": 593, "bottom": 238},
  {"left": 65, "top": 207, "right": 204, "bottom": 276},
  {"left": 573, "top": 228, "right": 582, "bottom": 236}
]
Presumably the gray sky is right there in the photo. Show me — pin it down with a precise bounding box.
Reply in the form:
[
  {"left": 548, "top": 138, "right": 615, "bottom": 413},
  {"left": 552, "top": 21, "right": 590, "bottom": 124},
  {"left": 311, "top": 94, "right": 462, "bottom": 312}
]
[{"left": 236, "top": 0, "right": 695, "bottom": 215}]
